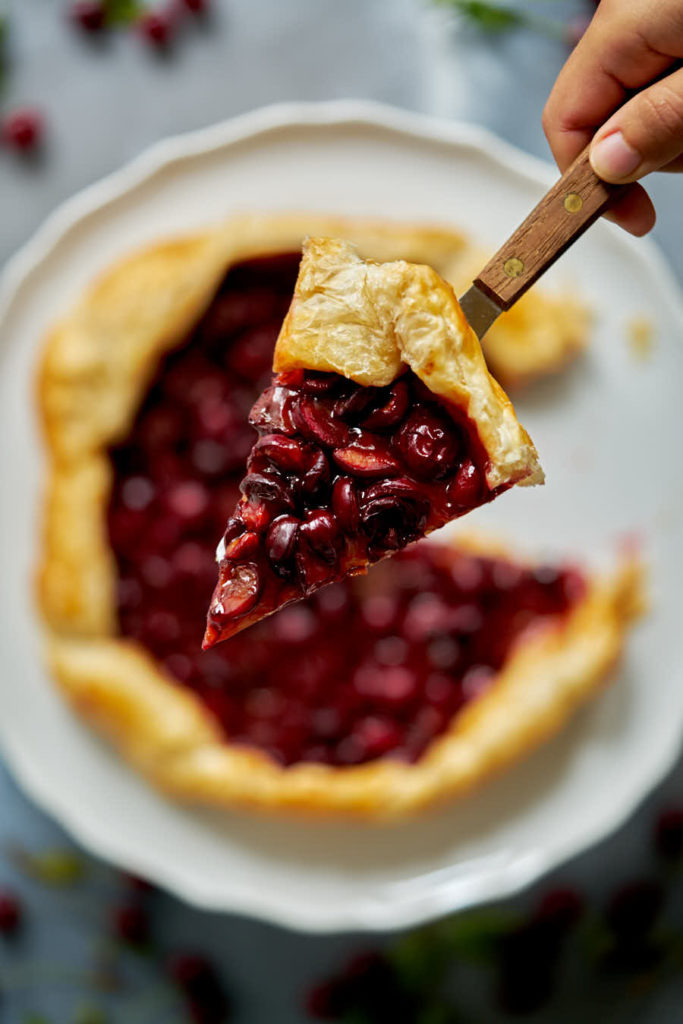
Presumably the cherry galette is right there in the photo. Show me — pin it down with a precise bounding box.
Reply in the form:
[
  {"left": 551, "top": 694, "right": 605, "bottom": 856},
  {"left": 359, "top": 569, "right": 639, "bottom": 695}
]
[
  {"left": 37, "top": 216, "right": 640, "bottom": 818},
  {"left": 205, "top": 237, "right": 543, "bottom": 646}
]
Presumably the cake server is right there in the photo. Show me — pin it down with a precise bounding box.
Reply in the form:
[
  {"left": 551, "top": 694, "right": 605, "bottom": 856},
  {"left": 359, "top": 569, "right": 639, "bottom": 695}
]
[{"left": 460, "top": 144, "right": 625, "bottom": 339}]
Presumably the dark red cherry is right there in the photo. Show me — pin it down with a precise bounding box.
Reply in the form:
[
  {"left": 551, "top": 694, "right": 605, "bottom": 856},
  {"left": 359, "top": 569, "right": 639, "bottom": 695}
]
[
  {"left": 138, "top": 10, "right": 174, "bottom": 47},
  {"left": 362, "top": 476, "right": 426, "bottom": 505},
  {"left": 395, "top": 407, "right": 461, "bottom": 480},
  {"left": 1, "top": 109, "right": 43, "bottom": 152},
  {"left": 69, "top": 1, "right": 107, "bottom": 32},
  {"left": 360, "top": 496, "right": 425, "bottom": 550},
  {"left": 301, "top": 448, "right": 330, "bottom": 496},
  {"left": 299, "top": 510, "right": 340, "bottom": 564},
  {"left": 448, "top": 458, "right": 483, "bottom": 508},
  {"left": 295, "top": 547, "right": 337, "bottom": 591},
  {"left": 0, "top": 891, "right": 22, "bottom": 935},
  {"left": 266, "top": 515, "right": 300, "bottom": 570},
  {"left": 241, "top": 499, "right": 272, "bottom": 533},
  {"left": 240, "top": 470, "right": 293, "bottom": 508},
  {"left": 292, "top": 395, "right": 351, "bottom": 448},
  {"left": 334, "top": 385, "right": 378, "bottom": 422},
  {"left": 332, "top": 442, "right": 400, "bottom": 478},
  {"left": 362, "top": 380, "right": 410, "bottom": 430},
  {"left": 223, "top": 531, "right": 259, "bottom": 561},
  {"left": 332, "top": 477, "right": 360, "bottom": 534},
  {"left": 253, "top": 433, "right": 308, "bottom": 473},
  {"left": 249, "top": 384, "right": 297, "bottom": 435},
  {"left": 213, "top": 562, "right": 262, "bottom": 621}
]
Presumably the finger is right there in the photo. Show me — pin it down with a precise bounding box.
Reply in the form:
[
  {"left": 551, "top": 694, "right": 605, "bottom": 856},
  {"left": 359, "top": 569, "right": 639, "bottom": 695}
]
[
  {"left": 542, "top": 1, "right": 680, "bottom": 170},
  {"left": 603, "top": 184, "right": 656, "bottom": 236},
  {"left": 590, "top": 67, "right": 683, "bottom": 182}
]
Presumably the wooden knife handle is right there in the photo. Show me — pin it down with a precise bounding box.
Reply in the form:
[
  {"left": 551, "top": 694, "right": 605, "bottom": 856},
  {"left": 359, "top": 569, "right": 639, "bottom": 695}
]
[{"left": 474, "top": 145, "right": 625, "bottom": 311}]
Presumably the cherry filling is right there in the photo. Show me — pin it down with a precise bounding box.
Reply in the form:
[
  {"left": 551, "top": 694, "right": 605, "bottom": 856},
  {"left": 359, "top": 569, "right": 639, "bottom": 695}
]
[
  {"left": 205, "top": 366, "right": 505, "bottom": 646},
  {"left": 107, "top": 252, "right": 584, "bottom": 768}
]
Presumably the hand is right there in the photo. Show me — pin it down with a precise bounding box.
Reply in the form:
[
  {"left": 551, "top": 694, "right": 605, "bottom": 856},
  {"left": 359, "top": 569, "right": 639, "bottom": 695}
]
[{"left": 542, "top": 0, "right": 683, "bottom": 236}]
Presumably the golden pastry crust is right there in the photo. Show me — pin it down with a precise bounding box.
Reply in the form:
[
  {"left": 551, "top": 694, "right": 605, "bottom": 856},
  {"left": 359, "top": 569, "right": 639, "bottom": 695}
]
[
  {"left": 37, "top": 212, "right": 627, "bottom": 821},
  {"left": 273, "top": 236, "right": 543, "bottom": 491}
]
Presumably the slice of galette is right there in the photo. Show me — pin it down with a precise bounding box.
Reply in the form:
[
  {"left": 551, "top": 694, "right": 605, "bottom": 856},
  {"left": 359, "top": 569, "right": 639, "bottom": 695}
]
[{"left": 204, "top": 237, "right": 543, "bottom": 647}]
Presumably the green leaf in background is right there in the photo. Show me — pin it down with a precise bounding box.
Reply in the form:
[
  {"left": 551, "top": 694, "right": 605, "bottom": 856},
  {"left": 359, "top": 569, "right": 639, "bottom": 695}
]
[
  {"left": 12, "top": 846, "right": 86, "bottom": 886},
  {"left": 436, "top": 0, "right": 525, "bottom": 32},
  {"left": 434, "top": 0, "right": 566, "bottom": 40},
  {"left": 104, "top": 0, "right": 144, "bottom": 26}
]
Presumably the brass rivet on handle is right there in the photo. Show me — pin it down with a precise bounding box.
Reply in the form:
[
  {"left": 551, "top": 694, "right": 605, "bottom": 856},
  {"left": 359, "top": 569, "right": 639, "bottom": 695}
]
[
  {"left": 503, "top": 257, "right": 525, "bottom": 278},
  {"left": 564, "top": 192, "right": 583, "bottom": 213}
]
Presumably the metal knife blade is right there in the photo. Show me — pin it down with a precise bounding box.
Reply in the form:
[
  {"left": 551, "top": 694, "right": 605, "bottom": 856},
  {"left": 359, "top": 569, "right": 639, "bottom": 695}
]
[{"left": 458, "top": 284, "right": 503, "bottom": 341}]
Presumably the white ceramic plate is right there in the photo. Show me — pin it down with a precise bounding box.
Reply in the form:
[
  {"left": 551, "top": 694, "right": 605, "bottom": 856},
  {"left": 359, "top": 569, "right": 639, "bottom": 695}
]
[{"left": 1, "top": 102, "right": 682, "bottom": 933}]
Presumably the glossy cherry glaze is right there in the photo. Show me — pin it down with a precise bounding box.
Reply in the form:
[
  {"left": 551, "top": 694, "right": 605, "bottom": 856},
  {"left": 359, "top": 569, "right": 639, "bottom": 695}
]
[
  {"left": 107, "top": 253, "right": 584, "bottom": 767},
  {"left": 205, "top": 360, "right": 505, "bottom": 646}
]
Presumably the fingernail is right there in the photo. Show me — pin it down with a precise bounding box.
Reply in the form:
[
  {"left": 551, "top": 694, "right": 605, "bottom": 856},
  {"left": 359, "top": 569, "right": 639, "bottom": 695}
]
[{"left": 590, "top": 131, "right": 641, "bottom": 181}]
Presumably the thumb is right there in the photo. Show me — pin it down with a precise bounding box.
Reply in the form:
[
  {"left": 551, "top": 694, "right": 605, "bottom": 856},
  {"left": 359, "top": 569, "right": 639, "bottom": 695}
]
[{"left": 590, "top": 66, "right": 683, "bottom": 183}]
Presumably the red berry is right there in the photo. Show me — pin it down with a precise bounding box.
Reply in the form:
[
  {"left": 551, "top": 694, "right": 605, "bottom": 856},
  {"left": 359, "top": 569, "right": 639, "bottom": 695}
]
[
  {"left": 0, "top": 891, "right": 22, "bottom": 935},
  {"left": 331, "top": 477, "right": 360, "bottom": 534},
  {"left": 447, "top": 458, "right": 482, "bottom": 509},
  {"left": 113, "top": 902, "right": 150, "bottom": 945},
  {"left": 362, "top": 380, "right": 409, "bottom": 430},
  {"left": 1, "top": 109, "right": 43, "bottom": 153},
  {"left": 181, "top": 0, "right": 209, "bottom": 11},
  {"left": 138, "top": 10, "right": 175, "bottom": 48},
  {"left": 293, "top": 394, "right": 351, "bottom": 448},
  {"left": 395, "top": 407, "right": 461, "bottom": 480},
  {"left": 654, "top": 808, "right": 683, "bottom": 861},
  {"left": 299, "top": 509, "right": 340, "bottom": 563},
  {"left": 332, "top": 441, "right": 400, "bottom": 478},
  {"left": 266, "top": 514, "right": 300, "bottom": 569},
  {"left": 69, "top": 1, "right": 107, "bottom": 32}
]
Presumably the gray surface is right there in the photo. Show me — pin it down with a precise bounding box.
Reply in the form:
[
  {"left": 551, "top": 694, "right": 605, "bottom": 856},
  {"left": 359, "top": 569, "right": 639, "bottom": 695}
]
[{"left": 0, "top": 2, "right": 681, "bottom": 1021}]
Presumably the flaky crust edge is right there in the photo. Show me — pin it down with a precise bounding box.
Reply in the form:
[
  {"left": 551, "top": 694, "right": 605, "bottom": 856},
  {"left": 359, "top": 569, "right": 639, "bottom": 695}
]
[
  {"left": 36, "top": 212, "right": 633, "bottom": 821},
  {"left": 273, "top": 237, "right": 543, "bottom": 490}
]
